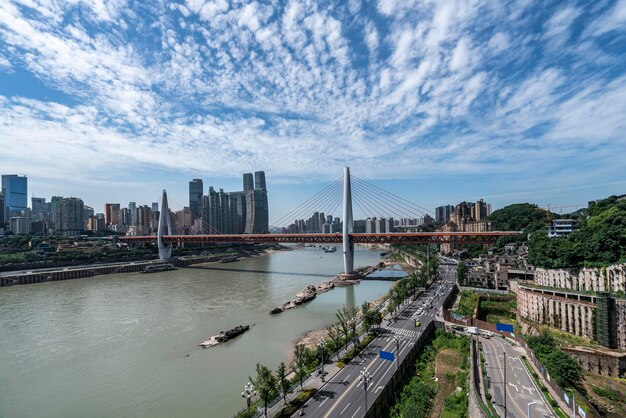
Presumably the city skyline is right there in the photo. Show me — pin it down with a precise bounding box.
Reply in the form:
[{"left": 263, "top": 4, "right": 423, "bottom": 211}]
[{"left": 1, "top": 1, "right": 625, "bottom": 220}]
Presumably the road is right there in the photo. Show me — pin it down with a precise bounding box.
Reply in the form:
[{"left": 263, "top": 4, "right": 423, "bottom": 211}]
[
  {"left": 481, "top": 334, "right": 554, "bottom": 418},
  {"left": 293, "top": 265, "right": 456, "bottom": 418}
]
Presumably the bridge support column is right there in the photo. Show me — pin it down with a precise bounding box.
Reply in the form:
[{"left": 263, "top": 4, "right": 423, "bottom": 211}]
[
  {"left": 341, "top": 167, "right": 357, "bottom": 278},
  {"left": 157, "top": 189, "right": 173, "bottom": 260}
]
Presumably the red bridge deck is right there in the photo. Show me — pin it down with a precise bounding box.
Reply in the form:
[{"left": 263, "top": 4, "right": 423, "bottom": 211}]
[{"left": 119, "top": 232, "right": 518, "bottom": 245}]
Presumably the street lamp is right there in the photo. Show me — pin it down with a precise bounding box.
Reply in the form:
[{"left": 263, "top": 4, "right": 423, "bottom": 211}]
[
  {"left": 527, "top": 401, "right": 537, "bottom": 418},
  {"left": 241, "top": 381, "right": 256, "bottom": 412},
  {"left": 318, "top": 339, "right": 327, "bottom": 381},
  {"left": 359, "top": 368, "right": 373, "bottom": 411},
  {"left": 394, "top": 336, "right": 404, "bottom": 370}
]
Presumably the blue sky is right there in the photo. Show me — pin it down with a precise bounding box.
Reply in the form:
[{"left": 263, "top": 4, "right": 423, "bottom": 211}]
[{"left": 1, "top": 0, "right": 625, "bottom": 223}]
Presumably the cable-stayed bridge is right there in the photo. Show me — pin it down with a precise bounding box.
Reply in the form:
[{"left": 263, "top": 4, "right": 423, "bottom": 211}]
[{"left": 119, "top": 167, "right": 520, "bottom": 276}]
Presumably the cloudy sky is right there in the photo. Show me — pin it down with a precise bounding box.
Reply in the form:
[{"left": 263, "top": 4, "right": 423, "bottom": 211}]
[{"left": 1, "top": 0, "right": 625, "bottom": 222}]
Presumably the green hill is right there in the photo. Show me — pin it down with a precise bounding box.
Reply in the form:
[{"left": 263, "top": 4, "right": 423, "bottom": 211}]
[
  {"left": 488, "top": 203, "right": 552, "bottom": 233},
  {"left": 528, "top": 195, "right": 626, "bottom": 268}
]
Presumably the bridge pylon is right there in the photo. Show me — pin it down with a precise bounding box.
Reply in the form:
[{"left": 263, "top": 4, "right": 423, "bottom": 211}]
[
  {"left": 157, "top": 189, "right": 173, "bottom": 260},
  {"left": 341, "top": 167, "right": 358, "bottom": 278}
]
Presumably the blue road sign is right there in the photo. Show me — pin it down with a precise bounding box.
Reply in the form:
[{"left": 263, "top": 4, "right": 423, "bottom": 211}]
[
  {"left": 379, "top": 350, "right": 395, "bottom": 362},
  {"left": 496, "top": 323, "right": 514, "bottom": 333}
]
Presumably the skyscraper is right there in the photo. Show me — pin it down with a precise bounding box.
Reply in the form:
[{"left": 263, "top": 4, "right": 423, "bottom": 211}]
[
  {"left": 128, "top": 202, "right": 137, "bottom": 226},
  {"left": 435, "top": 204, "right": 454, "bottom": 224},
  {"left": 189, "top": 179, "right": 203, "bottom": 219},
  {"left": 58, "top": 197, "right": 84, "bottom": 236},
  {"left": 1, "top": 175, "right": 27, "bottom": 223},
  {"left": 243, "top": 173, "right": 254, "bottom": 192},
  {"left": 0, "top": 192, "right": 4, "bottom": 227},
  {"left": 50, "top": 196, "right": 63, "bottom": 228},
  {"left": 104, "top": 203, "right": 121, "bottom": 226}
]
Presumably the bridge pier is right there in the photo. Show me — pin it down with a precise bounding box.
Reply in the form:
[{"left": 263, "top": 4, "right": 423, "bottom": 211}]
[
  {"left": 157, "top": 189, "right": 173, "bottom": 260},
  {"left": 341, "top": 167, "right": 359, "bottom": 279}
]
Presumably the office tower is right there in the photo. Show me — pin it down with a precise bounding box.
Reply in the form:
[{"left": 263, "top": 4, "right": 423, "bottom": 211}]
[
  {"left": 189, "top": 179, "right": 203, "bottom": 218},
  {"left": 246, "top": 171, "right": 268, "bottom": 233},
  {"left": 230, "top": 191, "right": 247, "bottom": 234},
  {"left": 218, "top": 188, "right": 231, "bottom": 233},
  {"left": 58, "top": 197, "right": 84, "bottom": 236},
  {"left": 254, "top": 171, "right": 266, "bottom": 191},
  {"left": 202, "top": 187, "right": 219, "bottom": 233},
  {"left": 128, "top": 202, "right": 137, "bottom": 225},
  {"left": 10, "top": 217, "right": 30, "bottom": 234},
  {"left": 243, "top": 173, "right": 254, "bottom": 192},
  {"left": 31, "top": 197, "right": 49, "bottom": 222},
  {"left": 83, "top": 205, "right": 94, "bottom": 220},
  {"left": 2, "top": 175, "right": 27, "bottom": 223},
  {"left": 152, "top": 202, "right": 158, "bottom": 212},
  {"left": 50, "top": 196, "right": 63, "bottom": 227}
]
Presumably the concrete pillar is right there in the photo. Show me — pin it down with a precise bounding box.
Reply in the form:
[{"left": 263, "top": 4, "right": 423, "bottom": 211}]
[{"left": 342, "top": 167, "right": 354, "bottom": 276}]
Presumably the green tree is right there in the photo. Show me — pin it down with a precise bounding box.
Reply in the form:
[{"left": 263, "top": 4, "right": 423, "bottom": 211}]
[
  {"left": 293, "top": 343, "right": 308, "bottom": 390},
  {"left": 336, "top": 306, "right": 358, "bottom": 350},
  {"left": 276, "top": 362, "right": 290, "bottom": 405},
  {"left": 326, "top": 323, "right": 341, "bottom": 359},
  {"left": 456, "top": 263, "right": 468, "bottom": 285},
  {"left": 251, "top": 363, "right": 277, "bottom": 417}
]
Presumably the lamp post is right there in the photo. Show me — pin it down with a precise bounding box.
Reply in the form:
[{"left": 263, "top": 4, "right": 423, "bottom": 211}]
[
  {"left": 359, "top": 369, "right": 372, "bottom": 411},
  {"left": 527, "top": 401, "right": 537, "bottom": 417},
  {"left": 241, "top": 381, "right": 255, "bottom": 413},
  {"left": 318, "top": 339, "right": 327, "bottom": 381},
  {"left": 394, "top": 336, "right": 403, "bottom": 370}
]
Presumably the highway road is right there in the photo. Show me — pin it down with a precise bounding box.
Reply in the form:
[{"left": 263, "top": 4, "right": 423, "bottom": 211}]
[
  {"left": 481, "top": 334, "right": 554, "bottom": 418},
  {"left": 293, "top": 265, "right": 456, "bottom": 418}
]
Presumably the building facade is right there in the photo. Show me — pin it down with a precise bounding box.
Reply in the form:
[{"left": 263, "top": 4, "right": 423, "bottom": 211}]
[
  {"left": 188, "top": 179, "right": 203, "bottom": 219},
  {"left": 2, "top": 174, "right": 27, "bottom": 223},
  {"left": 58, "top": 197, "right": 85, "bottom": 236}
]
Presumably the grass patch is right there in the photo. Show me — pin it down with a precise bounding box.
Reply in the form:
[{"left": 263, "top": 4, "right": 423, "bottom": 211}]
[
  {"left": 274, "top": 388, "right": 317, "bottom": 418},
  {"left": 455, "top": 290, "right": 479, "bottom": 317}
]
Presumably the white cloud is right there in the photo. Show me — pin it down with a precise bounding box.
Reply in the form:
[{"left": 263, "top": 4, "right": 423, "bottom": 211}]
[{"left": 487, "top": 32, "right": 509, "bottom": 54}]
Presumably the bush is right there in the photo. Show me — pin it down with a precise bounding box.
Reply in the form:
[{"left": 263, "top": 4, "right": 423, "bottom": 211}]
[
  {"left": 549, "top": 399, "right": 558, "bottom": 407},
  {"left": 336, "top": 361, "right": 345, "bottom": 368}
]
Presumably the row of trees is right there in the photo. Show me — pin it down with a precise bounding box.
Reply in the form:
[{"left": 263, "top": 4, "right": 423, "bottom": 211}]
[
  {"left": 247, "top": 301, "right": 381, "bottom": 417},
  {"left": 527, "top": 332, "right": 582, "bottom": 389}
]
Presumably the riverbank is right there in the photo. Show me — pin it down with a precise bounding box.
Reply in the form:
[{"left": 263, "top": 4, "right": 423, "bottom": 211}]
[{"left": 0, "top": 245, "right": 289, "bottom": 287}]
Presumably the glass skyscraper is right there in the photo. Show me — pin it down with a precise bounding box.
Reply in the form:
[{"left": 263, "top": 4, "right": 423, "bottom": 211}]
[{"left": 1, "top": 175, "right": 27, "bottom": 223}]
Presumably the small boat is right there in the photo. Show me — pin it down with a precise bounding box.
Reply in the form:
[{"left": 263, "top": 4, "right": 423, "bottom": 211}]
[
  {"left": 219, "top": 256, "right": 239, "bottom": 263},
  {"left": 324, "top": 247, "right": 337, "bottom": 253},
  {"left": 380, "top": 252, "right": 388, "bottom": 256},
  {"left": 142, "top": 263, "right": 177, "bottom": 273}
]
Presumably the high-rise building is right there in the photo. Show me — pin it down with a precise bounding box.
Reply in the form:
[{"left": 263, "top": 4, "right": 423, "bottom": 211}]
[
  {"left": 2, "top": 175, "right": 27, "bottom": 223},
  {"left": 243, "top": 173, "right": 254, "bottom": 192},
  {"left": 128, "top": 202, "right": 137, "bottom": 226},
  {"left": 435, "top": 205, "right": 454, "bottom": 224},
  {"left": 31, "top": 197, "right": 49, "bottom": 222},
  {"left": 189, "top": 179, "right": 203, "bottom": 219},
  {"left": 198, "top": 171, "right": 269, "bottom": 235},
  {"left": 0, "top": 192, "right": 4, "bottom": 227},
  {"left": 120, "top": 207, "right": 131, "bottom": 226},
  {"left": 104, "top": 203, "right": 121, "bottom": 226},
  {"left": 473, "top": 199, "right": 491, "bottom": 221},
  {"left": 58, "top": 197, "right": 84, "bottom": 236},
  {"left": 136, "top": 205, "right": 153, "bottom": 235},
  {"left": 10, "top": 217, "right": 30, "bottom": 234},
  {"left": 50, "top": 196, "right": 63, "bottom": 227}
]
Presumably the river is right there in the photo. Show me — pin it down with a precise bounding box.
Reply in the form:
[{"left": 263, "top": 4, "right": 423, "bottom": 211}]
[{"left": 0, "top": 246, "right": 394, "bottom": 418}]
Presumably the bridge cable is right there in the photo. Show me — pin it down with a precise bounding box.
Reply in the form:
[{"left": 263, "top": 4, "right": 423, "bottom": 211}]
[
  {"left": 270, "top": 177, "right": 342, "bottom": 227},
  {"left": 274, "top": 179, "right": 343, "bottom": 229},
  {"left": 351, "top": 177, "right": 428, "bottom": 218},
  {"left": 351, "top": 175, "right": 434, "bottom": 216},
  {"left": 352, "top": 181, "right": 418, "bottom": 220}
]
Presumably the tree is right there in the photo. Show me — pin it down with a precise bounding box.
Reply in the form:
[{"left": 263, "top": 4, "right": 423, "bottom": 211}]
[
  {"left": 456, "top": 263, "right": 468, "bottom": 285},
  {"left": 326, "top": 323, "right": 341, "bottom": 359},
  {"left": 336, "top": 306, "right": 358, "bottom": 350},
  {"left": 276, "top": 362, "right": 290, "bottom": 405},
  {"left": 293, "top": 343, "right": 308, "bottom": 390},
  {"left": 251, "top": 363, "right": 277, "bottom": 417}
]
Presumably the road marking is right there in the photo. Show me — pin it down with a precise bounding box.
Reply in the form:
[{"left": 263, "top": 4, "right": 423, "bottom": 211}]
[
  {"left": 523, "top": 385, "right": 534, "bottom": 393},
  {"left": 319, "top": 396, "right": 330, "bottom": 407},
  {"left": 351, "top": 406, "right": 361, "bottom": 418},
  {"left": 509, "top": 382, "right": 519, "bottom": 392},
  {"left": 375, "top": 385, "right": 383, "bottom": 393},
  {"left": 340, "top": 402, "right": 351, "bottom": 415}
]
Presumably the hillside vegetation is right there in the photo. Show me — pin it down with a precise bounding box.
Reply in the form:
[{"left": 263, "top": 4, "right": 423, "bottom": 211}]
[{"left": 528, "top": 195, "right": 626, "bottom": 268}]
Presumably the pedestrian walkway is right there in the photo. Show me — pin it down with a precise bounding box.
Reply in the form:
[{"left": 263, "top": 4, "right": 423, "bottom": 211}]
[{"left": 384, "top": 327, "right": 421, "bottom": 340}]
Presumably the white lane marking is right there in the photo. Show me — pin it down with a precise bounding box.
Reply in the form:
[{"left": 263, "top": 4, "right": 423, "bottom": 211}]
[
  {"left": 351, "top": 406, "right": 361, "bottom": 418},
  {"left": 319, "top": 396, "right": 330, "bottom": 408},
  {"left": 508, "top": 382, "right": 519, "bottom": 392},
  {"left": 340, "top": 402, "right": 351, "bottom": 415},
  {"left": 375, "top": 385, "right": 383, "bottom": 393},
  {"left": 522, "top": 385, "right": 534, "bottom": 393}
]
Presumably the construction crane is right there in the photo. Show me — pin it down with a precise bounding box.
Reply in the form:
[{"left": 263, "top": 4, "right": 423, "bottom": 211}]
[{"left": 542, "top": 204, "right": 585, "bottom": 222}]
